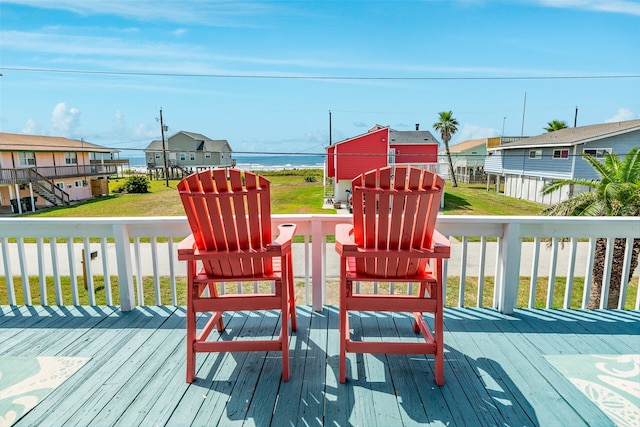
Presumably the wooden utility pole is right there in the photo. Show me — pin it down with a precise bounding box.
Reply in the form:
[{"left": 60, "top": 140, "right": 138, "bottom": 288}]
[{"left": 160, "top": 108, "right": 169, "bottom": 187}]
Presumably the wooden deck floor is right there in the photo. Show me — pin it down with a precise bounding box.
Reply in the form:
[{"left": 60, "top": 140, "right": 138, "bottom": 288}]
[{"left": 1, "top": 305, "right": 638, "bottom": 427}]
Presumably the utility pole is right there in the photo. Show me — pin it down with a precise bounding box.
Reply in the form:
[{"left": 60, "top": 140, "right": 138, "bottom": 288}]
[
  {"left": 160, "top": 108, "right": 169, "bottom": 187},
  {"left": 521, "top": 92, "right": 527, "bottom": 136},
  {"left": 574, "top": 106, "right": 578, "bottom": 127}
]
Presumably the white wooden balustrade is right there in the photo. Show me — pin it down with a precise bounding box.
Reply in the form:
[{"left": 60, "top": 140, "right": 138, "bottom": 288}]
[{"left": 1, "top": 215, "right": 638, "bottom": 313}]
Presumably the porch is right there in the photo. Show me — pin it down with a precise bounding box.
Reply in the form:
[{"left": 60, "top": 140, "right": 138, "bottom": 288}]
[
  {"left": 0, "top": 215, "right": 638, "bottom": 426},
  {"left": 2, "top": 304, "right": 636, "bottom": 427}
]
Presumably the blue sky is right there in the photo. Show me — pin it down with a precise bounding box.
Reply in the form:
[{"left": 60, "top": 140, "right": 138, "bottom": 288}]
[{"left": 1, "top": 0, "right": 639, "bottom": 159}]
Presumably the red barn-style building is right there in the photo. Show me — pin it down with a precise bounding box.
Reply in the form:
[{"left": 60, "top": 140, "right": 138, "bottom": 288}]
[{"left": 326, "top": 125, "right": 439, "bottom": 203}]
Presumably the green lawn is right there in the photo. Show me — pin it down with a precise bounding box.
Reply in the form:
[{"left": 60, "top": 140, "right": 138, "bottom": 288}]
[{"left": 26, "top": 171, "right": 544, "bottom": 217}]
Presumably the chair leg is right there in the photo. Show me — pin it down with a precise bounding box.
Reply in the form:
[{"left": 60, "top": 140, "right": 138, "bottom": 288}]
[
  {"left": 287, "top": 253, "right": 297, "bottom": 331},
  {"left": 207, "top": 282, "right": 225, "bottom": 331},
  {"left": 186, "top": 267, "right": 197, "bottom": 383},
  {"left": 281, "top": 272, "right": 290, "bottom": 382}
]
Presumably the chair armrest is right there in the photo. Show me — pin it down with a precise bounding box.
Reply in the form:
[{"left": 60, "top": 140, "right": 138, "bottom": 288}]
[
  {"left": 432, "top": 230, "right": 451, "bottom": 254},
  {"left": 177, "top": 234, "right": 196, "bottom": 256},
  {"left": 267, "top": 223, "right": 296, "bottom": 252},
  {"left": 335, "top": 223, "right": 358, "bottom": 255}
]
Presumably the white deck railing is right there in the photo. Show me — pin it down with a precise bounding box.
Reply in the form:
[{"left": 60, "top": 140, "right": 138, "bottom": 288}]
[{"left": 1, "top": 215, "right": 638, "bottom": 314}]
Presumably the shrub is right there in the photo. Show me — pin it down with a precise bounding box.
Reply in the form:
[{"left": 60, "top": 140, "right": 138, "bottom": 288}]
[{"left": 119, "top": 175, "right": 150, "bottom": 193}]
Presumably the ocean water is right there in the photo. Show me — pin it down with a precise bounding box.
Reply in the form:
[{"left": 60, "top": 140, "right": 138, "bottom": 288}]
[{"left": 123, "top": 154, "right": 325, "bottom": 171}]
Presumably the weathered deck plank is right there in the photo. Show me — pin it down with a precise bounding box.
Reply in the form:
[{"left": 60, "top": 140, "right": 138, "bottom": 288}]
[{"left": 1, "top": 306, "right": 637, "bottom": 427}]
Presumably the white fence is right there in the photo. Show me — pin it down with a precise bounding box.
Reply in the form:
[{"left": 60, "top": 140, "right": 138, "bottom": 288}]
[{"left": 1, "top": 215, "right": 638, "bottom": 314}]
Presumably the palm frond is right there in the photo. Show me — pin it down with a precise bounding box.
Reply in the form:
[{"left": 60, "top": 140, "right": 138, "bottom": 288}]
[{"left": 541, "top": 178, "right": 597, "bottom": 195}]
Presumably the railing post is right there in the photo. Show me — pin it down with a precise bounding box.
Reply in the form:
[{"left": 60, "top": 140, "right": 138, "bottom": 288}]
[
  {"left": 113, "top": 223, "right": 135, "bottom": 311},
  {"left": 311, "top": 217, "right": 325, "bottom": 311},
  {"left": 496, "top": 222, "right": 521, "bottom": 314}
]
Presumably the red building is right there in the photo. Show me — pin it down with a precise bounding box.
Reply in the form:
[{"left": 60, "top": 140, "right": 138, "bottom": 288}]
[{"left": 326, "top": 125, "right": 439, "bottom": 202}]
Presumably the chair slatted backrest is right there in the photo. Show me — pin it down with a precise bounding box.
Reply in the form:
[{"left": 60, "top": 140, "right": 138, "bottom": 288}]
[
  {"left": 351, "top": 166, "right": 444, "bottom": 278},
  {"left": 178, "top": 169, "right": 273, "bottom": 278}
]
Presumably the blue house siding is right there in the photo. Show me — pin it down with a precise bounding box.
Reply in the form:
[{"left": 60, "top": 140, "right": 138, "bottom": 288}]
[
  {"left": 574, "top": 131, "right": 640, "bottom": 179},
  {"left": 484, "top": 123, "right": 640, "bottom": 205}
]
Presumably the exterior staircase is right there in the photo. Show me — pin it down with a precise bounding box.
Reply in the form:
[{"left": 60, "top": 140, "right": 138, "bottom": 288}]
[{"left": 26, "top": 169, "right": 70, "bottom": 207}]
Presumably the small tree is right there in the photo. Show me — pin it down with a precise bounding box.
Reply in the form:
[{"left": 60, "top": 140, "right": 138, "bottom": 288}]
[
  {"left": 544, "top": 120, "right": 568, "bottom": 132},
  {"left": 433, "top": 111, "right": 459, "bottom": 187},
  {"left": 541, "top": 148, "right": 640, "bottom": 308}
]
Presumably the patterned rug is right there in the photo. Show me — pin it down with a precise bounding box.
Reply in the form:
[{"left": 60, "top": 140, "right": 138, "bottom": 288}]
[
  {"left": 0, "top": 356, "right": 89, "bottom": 427},
  {"left": 546, "top": 354, "right": 640, "bottom": 427}
]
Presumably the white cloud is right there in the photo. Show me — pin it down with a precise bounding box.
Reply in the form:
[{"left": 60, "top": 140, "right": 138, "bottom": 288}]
[
  {"left": 50, "top": 102, "right": 81, "bottom": 137},
  {"left": 605, "top": 108, "right": 637, "bottom": 123},
  {"left": 537, "top": 0, "right": 640, "bottom": 16},
  {"left": 22, "top": 118, "right": 43, "bottom": 135},
  {"left": 452, "top": 123, "right": 499, "bottom": 144}
]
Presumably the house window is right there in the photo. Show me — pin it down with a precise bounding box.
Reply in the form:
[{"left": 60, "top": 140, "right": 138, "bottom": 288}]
[
  {"left": 529, "top": 150, "right": 542, "bottom": 159},
  {"left": 65, "top": 152, "right": 78, "bottom": 165},
  {"left": 55, "top": 182, "right": 64, "bottom": 190},
  {"left": 583, "top": 148, "right": 611, "bottom": 158},
  {"left": 204, "top": 152, "right": 211, "bottom": 159},
  {"left": 190, "top": 153, "right": 196, "bottom": 161},
  {"left": 179, "top": 152, "right": 186, "bottom": 161},
  {"left": 74, "top": 180, "right": 83, "bottom": 187},
  {"left": 18, "top": 152, "right": 36, "bottom": 166},
  {"left": 155, "top": 153, "right": 162, "bottom": 159},
  {"left": 553, "top": 149, "right": 569, "bottom": 159}
]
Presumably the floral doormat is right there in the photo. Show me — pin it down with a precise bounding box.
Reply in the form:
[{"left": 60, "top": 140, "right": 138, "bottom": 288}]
[
  {"left": 545, "top": 354, "right": 639, "bottom": 427},
  {"left": 0, "top": 356, "right": 89, "bottom": 427}
]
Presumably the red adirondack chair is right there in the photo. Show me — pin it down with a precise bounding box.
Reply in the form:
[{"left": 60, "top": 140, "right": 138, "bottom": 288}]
[
  {"left": 334, "top": 166, "right": 450, "bottom": 385},
  {"left": 177, "top": 169, "right": 297, "bottom": 383}
]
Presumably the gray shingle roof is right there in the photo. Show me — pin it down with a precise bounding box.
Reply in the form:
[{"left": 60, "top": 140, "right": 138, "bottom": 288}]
[
  {"left": 493, "top": 119, "right": 640, "bottom": 150},
  {"left": 389, "top": 129, "right": 438, "bottom": 144}
]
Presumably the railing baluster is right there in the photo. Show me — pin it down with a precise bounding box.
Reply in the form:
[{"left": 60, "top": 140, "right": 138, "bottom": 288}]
[
  {"left": 617, "top": 237, "right": 634, "bottom": 310},
  {"left": 564, "top": 238, "right": 578, "bottom": 309},
  {"left": 100, "top": 238, "right": 112, "bottom": 306},
  {"left": 83, "top": 238, "right": 96, "bottom": 306},
  {"left": 529, "top": 237, "right": 540, "bottom": 308},
  {"left": 582, "top": 238, "right": 597, "bottom": 309},
  {"left": 17, "top": 237, "right": 31, "bottom": 305},
  {"left": 477, "top": 236, "right": 487, "bottom": 308},
  {"left": 67, "top": 239, "right": 79, "bottom": 305},
  {"left": 151, "top": 237, "right": 161, "bottom": 305},
  {"left": 2, "top": 237, "right": 16, "bottom": 305},
  {"left": 37, "top": 238, "right": 47, "bottom": 305},
  {"left": 458, "top": 236, "right": 468, "bottom": 307},
  {"left": 599, "top": 237, "right": 615, "bottom": 309},
  {"left": 50, "top": 238, "right": 62, "bottom": 305},
  {"left": 134, "top": 237, "right": 143, "bottom": 305},
  {"left": 167, "top": 239, "right": 177, "bottom": 306},
  {"left": 547, "top": 237, "right": 559, "bottom": 309}
]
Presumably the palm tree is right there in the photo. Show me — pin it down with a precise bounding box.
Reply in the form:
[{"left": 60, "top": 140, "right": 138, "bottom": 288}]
[
  {"left": 544, "top": 120, "right": 568, "bottom": 132},
  {"left": 433, "top": 111, "right": 459, "bottom": 187},
  {"left": 541, "top": 148, "right": 640, "bottom": 309}
]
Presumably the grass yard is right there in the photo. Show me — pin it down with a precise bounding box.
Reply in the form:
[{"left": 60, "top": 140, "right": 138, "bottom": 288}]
[{"left": 25, "top": 170, "right": 545, "bottom": 218}]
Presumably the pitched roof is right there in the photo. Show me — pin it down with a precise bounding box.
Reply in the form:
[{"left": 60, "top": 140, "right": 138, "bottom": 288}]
[
  {"left": 440, "top": 138, "right": 486, "bottom": 153},
  {"left": 493, "top": 119, "right": 640, "bottom": 150},
  {"left": 0, "top": 133, "right": 114, "bottom": 153},
  {"left": 145, "top": 130, "right": 231, "bottom": 152},
  {"left": 389, "top": 129, "right": 438, "bottom": 145}
]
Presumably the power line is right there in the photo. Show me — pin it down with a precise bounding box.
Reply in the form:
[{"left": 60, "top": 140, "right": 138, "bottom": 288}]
[{"left": 1, "top": 67, "right": 639, "bottom": 81}]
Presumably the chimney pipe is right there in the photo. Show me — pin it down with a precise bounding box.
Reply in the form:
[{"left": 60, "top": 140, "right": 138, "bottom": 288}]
[{"left": 415, "top": 123, "right": 419, "bottom": 130}]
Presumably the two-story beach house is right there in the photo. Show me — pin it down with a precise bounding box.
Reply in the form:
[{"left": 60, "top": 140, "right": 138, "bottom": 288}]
[
  {"left": 144, "top": 131, "right": 234, "bottom": 177},
  {"left": 0, "top": 133, "right": 119, "bottom": 213},
  {"left": 484, "top": 119, "right": 640, "bottom": 205},
  {"left": 438, "top": 138, "right": 489, "bottom": 184},
  {"left": 326, "top": 125, "right": 440, "bottom": 202}
]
